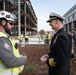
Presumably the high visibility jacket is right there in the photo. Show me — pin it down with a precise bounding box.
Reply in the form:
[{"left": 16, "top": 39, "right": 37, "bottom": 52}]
[
  {"left": 47, "top": 33, "right": 51, "bottom": 40},
  {"left": 38, "top": 35, "right": 40, "bottom": 38},
  {"left": 18, "top": 35, "right": 23, "bottom": 40},
  {"left": 0, "top": 32, "right": 24, "bottom": 75},
  {"left": 25, "top": 35, "right": 29, "bottom": 39}
]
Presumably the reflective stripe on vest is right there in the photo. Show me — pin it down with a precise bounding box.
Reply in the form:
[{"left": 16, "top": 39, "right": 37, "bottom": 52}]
[{"left": 0, "top": 32, "right": 24, "bottom": 75}]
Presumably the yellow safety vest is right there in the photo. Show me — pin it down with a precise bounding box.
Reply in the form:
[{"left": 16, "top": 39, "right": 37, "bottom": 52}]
[
  {"left": 47, "top": 33, "right": 51, "bottom": 40},
  {"left": 0, "top": 32, "right": 24, "bottom": 75},
  {"left": 38, "top": 35, "right": 41, "bottom": 38},
  {"left": 25, "top": 35, "right": 29, "bottom": 39},
  {"left": 18, "top": 35, "right": 23, "bottom": 40}
]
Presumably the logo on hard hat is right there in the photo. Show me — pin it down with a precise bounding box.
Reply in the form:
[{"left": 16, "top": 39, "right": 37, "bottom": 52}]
[
  {"left": 1, "top": 12, "right": 5, "bottom": 15},
  {"left": 6, "top": 15, "right": 11, "bottom": 18}
]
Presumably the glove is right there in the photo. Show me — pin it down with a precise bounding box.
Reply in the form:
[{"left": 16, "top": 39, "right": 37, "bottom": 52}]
[{"left": 19, "top": 65, "right": 24, "bottom": 73}]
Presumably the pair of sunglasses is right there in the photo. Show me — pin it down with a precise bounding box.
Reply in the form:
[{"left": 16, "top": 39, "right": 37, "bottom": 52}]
[{"left": 8, "top": 21, "right": 14, "bottom": 25}]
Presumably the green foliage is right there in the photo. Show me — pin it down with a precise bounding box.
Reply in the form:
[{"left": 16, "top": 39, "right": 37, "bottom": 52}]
[
  {"left": 39, "top": 29, "right": 45, "bottom": 35},
  {"left": 24, "top": 63, "right": 35, "bottom": 71}
]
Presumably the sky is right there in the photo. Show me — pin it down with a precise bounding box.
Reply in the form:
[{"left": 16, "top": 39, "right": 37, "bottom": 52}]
[{"left": 30, "top": 0, "right": 76, "bottom": 31}]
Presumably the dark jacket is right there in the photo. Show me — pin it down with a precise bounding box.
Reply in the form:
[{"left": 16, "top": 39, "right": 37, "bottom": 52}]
[
  {"left": 68, "top": 33, "right": 72, "bottom": 58},
  {"left": 47, "top": 28, "right": 70, "bottom": 75},
  {"left": 72, "top": 32, "right": 76, "bottom": 45}
]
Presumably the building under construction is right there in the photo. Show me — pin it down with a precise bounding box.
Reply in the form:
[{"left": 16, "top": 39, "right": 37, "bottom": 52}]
[
  {"left": 0, "top": 0, "right": 38, "bottom": 36},
  {"left": 63, "top": 4, "right": 76, "bottom": 32}
]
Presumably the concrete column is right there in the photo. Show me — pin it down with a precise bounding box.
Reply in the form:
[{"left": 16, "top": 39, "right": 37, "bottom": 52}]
[
  {"left": 24, "top": 0, "right": 26, "bottom": 35},
  {"left": 71, "top": 22, "right": 74, "bottom": 29},
  {"left": 3, "top": 0, "right": 5, "bottom": 10},
  {"left": 67, "top": 24, "right": 69, "bottom": 31},
  {"left": 18, "top": 0, "right": 21, "bottom": 36}
]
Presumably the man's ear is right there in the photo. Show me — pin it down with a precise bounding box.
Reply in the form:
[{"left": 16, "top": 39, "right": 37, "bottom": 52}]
[{"left": 2, "top": 20, "right": 6, "bottom": 26}]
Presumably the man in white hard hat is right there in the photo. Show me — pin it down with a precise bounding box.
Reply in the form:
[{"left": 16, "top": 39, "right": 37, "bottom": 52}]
[
  {"left": 0, "top": 11, "right": 27, "bottom": 75},
  {"left": 40, "top": 12, "right": 71, "bottom": 75}
]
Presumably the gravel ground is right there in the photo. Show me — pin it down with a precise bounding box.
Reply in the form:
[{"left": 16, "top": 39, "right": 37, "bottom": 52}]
[{"left": 19, "top": 45, "right": 76, "bottom": 75}]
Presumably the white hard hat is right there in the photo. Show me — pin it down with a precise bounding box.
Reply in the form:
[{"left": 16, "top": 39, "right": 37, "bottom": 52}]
[{"left": 0, "top": 11, "right": 15, "bottom": 21}]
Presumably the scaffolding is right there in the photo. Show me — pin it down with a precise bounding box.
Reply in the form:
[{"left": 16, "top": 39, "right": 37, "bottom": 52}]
[{"left": 0, "top": 0, "right": 38, "bottom": 36}]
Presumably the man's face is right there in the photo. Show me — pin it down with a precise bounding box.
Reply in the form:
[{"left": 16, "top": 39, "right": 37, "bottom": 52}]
[
  {"left": 2, "top": 20, "right": 14, "bottom": 35},
  {"left": 7, "top": 21, "right": 14, "bottom": 29},
  {"left": 6, "top": 21, "right": 14, "bottom": 34},
  {"left": 49, "top": 19, "right": 58, "bottom": 31}
]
